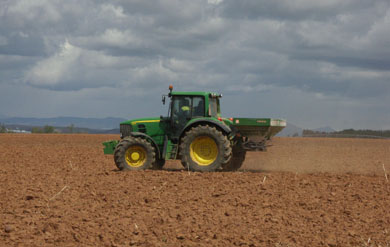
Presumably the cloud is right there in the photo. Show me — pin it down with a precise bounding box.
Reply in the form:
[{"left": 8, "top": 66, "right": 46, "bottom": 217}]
[
  {"left": 5, "top": 0, "right": 62, "bottom": 25},
  {"left": 99, "top": 4, "right": 127, "bottom": 19},
  {"left": 25, "top": 41, "right": 80, "bottom": 87},
  {"left": 0, "top": 0, "right": 389, "bottom": 129},
  {"left": 218, "top": 0, "right": 381, "bottom": 21},
  {"left": 23, "top": 39, "right": 182, "bottom": 91},
  {"left": 0, "top": 35, "right": 7, "bottom": 46},
  {"left": 23, "top": 40, "right": 141, "bottom": 90},
  {"left": 208, "top": 0, "right": 224, "bottom": 5}
]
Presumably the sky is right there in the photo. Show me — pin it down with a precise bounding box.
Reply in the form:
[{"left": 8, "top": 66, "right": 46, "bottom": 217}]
[{"left": 0, "top": 0, "right": 389, "bottom": 130}]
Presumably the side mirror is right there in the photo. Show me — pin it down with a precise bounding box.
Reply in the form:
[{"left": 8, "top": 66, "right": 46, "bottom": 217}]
[{"left": 162, "top": 95, "right": 166, "bottom": 105}]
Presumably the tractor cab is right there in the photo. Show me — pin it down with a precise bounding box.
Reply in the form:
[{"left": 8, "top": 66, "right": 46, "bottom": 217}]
[{"left": 164, "top": 85, "right": 222, "bottom": 139}]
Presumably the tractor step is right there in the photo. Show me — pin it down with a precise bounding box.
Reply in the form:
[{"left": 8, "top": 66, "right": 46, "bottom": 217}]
[{"left": 165, "top": 142, "right": 178, "bottom": 160}]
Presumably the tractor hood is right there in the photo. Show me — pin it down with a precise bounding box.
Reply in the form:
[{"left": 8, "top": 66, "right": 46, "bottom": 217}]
[
  {"left": 120, "top": 117, "right": 161, "bottom": 126},
  {"left": 121, "top": 117, "right": 166, "bottom": 138}
]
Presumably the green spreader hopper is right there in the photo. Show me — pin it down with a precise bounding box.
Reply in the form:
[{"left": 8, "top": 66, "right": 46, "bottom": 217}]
[{"left": 231, "top": 118, "right": 286, "bottom": 150}]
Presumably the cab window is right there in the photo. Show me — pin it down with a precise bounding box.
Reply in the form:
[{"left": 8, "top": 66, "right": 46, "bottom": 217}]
[
  {"left": 171, "top": 96, "right": 191, "bottom": 123},
  {"left": 209, "top": 97, "right": 219, "bottom": 118},
  {"left": 192, "top": 97, "right": 205, "bottom": 117},
  {"left": 171, "top": 96, "right": 205, "bottom": 119}
]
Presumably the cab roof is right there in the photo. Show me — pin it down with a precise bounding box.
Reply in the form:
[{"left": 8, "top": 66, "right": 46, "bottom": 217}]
[{"left": 170, "top": 91, "right": 221, "bottom": 97}]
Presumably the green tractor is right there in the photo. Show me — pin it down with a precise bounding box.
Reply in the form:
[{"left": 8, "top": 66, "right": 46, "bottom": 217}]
[{"left": 103, "top": 85, "right": 286, "bottom": 172}]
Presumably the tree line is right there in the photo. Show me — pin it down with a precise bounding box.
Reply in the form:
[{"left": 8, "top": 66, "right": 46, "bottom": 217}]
[
  {"left": 302, "top": 129, "right": 390, "bottom": 138},
  {"left": 32, "top": 124, "right": 76, "bottom": 133},
  {"left": 0, "top": 123, "right": 6, "bottom": 133},
  {"left": 0, "top": 123, "right": 77, "bottom": 134},
  {"left": 31, "top": 125, "right": 55, "bottom": 133}
]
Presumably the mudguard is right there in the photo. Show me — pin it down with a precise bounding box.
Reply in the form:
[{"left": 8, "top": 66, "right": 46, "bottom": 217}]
[{"left": 179, "top": 118, "right": 232, "bottom": 140}]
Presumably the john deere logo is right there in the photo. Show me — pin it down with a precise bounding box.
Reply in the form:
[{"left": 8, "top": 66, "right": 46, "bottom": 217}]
[{"left": 256, "top": 120, "right": 266, "bottom": 123}]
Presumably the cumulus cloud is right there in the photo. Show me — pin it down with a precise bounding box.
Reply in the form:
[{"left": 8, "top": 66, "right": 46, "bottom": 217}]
[
  {"left": 5, "top": 0, "right": 62, "bottom": 24},
  {"left": 25, "top": 41, "right": 80, "bottom": 86}
]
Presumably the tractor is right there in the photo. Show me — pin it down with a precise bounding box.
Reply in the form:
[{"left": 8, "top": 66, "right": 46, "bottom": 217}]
[{"left": 103, "top": 85, "right": 286, "bottom": 172}]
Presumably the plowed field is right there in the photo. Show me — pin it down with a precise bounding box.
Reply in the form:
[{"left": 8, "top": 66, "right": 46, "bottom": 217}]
[{"left": 1, "top": 134, "right": 390, "bottom": 246}]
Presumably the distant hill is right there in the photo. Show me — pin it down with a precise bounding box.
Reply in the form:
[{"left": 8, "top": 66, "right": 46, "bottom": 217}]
[
  {"left": 0, "top": 116, "right": 127, "bottom": 130},
  {"left": 311, "top": 126, "right": 336, "bottom": 133},
  {"left": 277, "top": 124, "right": 338, "bottom": 137},
  {"left": 277, "top": 122, "right": 303, "bottom": 137},
  {"left": 3, "top": 124, "right": 119, "bottom": 134}
]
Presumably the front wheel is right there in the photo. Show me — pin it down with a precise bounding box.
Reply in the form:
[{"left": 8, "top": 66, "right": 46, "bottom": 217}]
[
  {"left": 180, "top": 125, "right": 232, "bottom": 172},
  {"left": 114, "top": 137, "right": 156, "bottom": 171}
]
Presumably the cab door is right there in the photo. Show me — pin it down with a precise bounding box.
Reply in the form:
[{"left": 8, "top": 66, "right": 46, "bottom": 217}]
[{"left": 170, "top": 95, "right": 205, "bottom": 139}]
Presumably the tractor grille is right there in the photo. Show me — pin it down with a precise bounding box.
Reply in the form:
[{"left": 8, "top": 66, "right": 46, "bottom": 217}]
[{"left": 120, "top": 124, "right": 132, "bottom": 137}]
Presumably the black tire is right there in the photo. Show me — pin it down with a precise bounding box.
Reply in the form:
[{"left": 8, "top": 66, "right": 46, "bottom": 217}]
[
  {"left": 152, "top": 159, "right": 165, "bottom": 170},
  {"left": 114, "top": 137, "right": 155, "bottom": 171},
  {"left": 180, "top": 125, "right": 232, "bottom": 172},
  {"left": 222, "top": 145, "right": 246, "bottom": 171}
]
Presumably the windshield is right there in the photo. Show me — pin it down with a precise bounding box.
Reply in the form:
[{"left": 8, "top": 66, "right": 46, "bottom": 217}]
[{"left": 171, "top": 96, "right": 205, "bottom": 123}]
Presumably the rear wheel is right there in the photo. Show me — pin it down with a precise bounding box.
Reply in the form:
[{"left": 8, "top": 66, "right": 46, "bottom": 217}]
[
  {"left": 114, "top": 137, "right": 155, "bottom": 170},
  {"left": 180, "top": 125, "right": 232, "bottom": 172}
]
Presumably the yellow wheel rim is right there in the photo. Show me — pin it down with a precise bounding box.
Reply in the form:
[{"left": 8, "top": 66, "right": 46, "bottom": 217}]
[
  {"left": 190, "top": 136, "right": 218, "bottom": 166},
  {"left": 125, "top": 146, "right": 146, "bottom": 167}
]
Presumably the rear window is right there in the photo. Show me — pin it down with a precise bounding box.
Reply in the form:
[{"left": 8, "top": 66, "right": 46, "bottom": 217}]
[{"left": 209, "top": 97, "right": 219, "bottom": 117}]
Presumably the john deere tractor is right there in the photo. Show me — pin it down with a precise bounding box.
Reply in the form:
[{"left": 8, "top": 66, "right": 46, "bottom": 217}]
[{"left": 103, "top": 85, "right": 286, "bottom": 172}]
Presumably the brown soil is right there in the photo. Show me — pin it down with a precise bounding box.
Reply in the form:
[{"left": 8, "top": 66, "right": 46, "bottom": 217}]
[{"left": 1, "top": 134, "right": 390, "bottom": 246}]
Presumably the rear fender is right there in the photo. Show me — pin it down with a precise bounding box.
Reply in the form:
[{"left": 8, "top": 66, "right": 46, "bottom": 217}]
[{"left": 179, "top": 119, "right": 232, "bottom": 142}]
